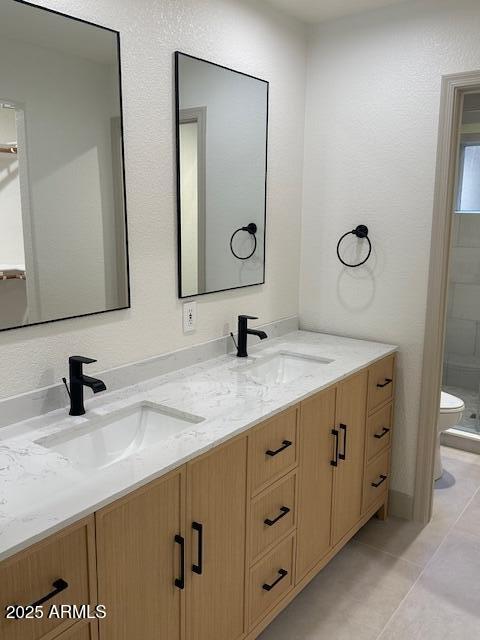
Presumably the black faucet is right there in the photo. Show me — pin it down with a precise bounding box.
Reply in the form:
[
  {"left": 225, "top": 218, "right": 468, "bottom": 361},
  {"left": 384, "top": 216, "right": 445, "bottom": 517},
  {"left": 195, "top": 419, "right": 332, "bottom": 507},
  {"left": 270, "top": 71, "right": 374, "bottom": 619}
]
[
  {"left": 235, "top": 315, "right": 268, "bottom": 358},
  {"left": 63, "top": 356, "right": 107, "bottom": 416}
]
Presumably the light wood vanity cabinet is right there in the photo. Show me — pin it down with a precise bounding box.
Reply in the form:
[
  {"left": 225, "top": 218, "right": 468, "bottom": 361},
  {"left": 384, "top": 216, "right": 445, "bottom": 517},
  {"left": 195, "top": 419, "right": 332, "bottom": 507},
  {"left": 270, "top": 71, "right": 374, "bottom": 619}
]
[
  {"left": 186, "top": 437, "right": 247, "bottom": 640},
  {"left": 55, "top": 621, "right": 98, "bottom": 640},
  {"left": 248, "top": 407, "right": 298, "bottom": 495},
  {"left": 96, "top": 437, "right": 247, "bottom": 640},
  {"left": 96, "top": 468, "right": 185, "bottom": 640},
  {"left": 331, "top": 370, "right": 368, "bottom": 545},
  {"left": 296, "top": 386, "right": 336, "bottom": 580},
  {"left": 1, "top": 354, "right": 395, "bottom": 640},
  {"left": 248, "top": 534, "right": 295, "bottom": 627},
  {"left": 0, "top": 516, "right": 97, "bottom": 640},
  {"left": 367, "top": 355, "right": 395, "bottom": 413}
]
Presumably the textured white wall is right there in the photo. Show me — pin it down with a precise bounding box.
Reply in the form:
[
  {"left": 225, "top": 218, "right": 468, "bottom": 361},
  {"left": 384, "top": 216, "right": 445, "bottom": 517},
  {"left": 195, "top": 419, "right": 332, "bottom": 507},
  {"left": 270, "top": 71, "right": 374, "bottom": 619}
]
[
  {"left": 0, "top": 0, "right": 306, "bottom": 399},
  {"left": 300, "top": 0, "right": 480, "bottom": 498}
]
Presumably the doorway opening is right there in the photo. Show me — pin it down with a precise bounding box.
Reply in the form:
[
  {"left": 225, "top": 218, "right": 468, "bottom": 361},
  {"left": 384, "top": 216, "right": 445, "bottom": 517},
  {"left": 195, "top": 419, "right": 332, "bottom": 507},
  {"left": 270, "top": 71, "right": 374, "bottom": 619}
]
[{"left": 416, "top": 71, "right": 480, "bottom": 523}]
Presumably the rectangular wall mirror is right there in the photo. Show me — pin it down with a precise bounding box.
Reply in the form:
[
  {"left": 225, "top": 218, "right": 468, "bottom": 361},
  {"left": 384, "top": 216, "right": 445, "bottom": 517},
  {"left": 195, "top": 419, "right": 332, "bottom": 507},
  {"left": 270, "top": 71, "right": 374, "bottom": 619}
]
[
  {"left": 175, "top": 52, "right": 268, "bottom": 298},
  {"left": 0, "top": 0, "right": 129, "bottom": 331}
]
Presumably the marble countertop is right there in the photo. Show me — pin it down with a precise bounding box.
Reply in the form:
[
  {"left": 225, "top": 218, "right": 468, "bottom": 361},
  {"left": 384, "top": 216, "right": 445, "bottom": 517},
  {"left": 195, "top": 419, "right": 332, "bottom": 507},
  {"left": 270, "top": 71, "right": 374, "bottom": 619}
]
[{"left": 0, "top": 331, "right": 396, "bottom": 561}]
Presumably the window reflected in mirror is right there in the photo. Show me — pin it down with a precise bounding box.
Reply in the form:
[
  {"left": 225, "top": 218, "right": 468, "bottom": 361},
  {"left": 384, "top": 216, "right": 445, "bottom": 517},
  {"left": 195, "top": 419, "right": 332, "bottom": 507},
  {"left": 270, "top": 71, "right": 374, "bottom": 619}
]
[{"left": 456, "top": 93, "right": 480, "bottom": 213}]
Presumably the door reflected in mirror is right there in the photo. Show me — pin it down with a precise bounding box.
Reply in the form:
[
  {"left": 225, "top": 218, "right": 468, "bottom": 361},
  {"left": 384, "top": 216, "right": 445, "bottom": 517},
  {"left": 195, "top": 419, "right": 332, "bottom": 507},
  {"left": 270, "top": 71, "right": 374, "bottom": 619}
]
[
  {"left": 0, "top": 0, "right": 129, "bottom": 332},
  {"left": 175, "top": 52, "right": 268, "bottom": 298}
]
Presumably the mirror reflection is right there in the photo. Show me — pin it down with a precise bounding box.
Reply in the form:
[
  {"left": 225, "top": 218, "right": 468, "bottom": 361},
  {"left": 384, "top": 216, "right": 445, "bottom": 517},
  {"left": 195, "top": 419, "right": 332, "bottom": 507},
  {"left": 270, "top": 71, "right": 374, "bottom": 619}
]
[
  {"left": 175, "top": 52, "right": 268, "bottom": 298},
  {"left": 0, "top": 0, "right": 129, "bottom": 331}
]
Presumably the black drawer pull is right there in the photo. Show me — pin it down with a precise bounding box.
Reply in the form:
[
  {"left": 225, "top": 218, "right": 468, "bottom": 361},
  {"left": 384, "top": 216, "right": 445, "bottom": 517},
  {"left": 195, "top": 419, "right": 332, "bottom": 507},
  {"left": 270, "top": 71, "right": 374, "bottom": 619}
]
[
  {"left": 374, "top": 427, "right": 390, "bottom": 440},
  {"left": 376, "top": 378, "right": 392, "bottom": 388},
  {"left": 371, "top": 474, "right": 388, "bottom": 488},
  {"left": 330, "top": 429, "right": 339, "bottom": 467},
  {"left": 339, "top": 424, "right": 347, "bottom": 461},
  {"left": 264, "top": 506, "right": 290, "bottom": 527},
  {"left": 13, "top": 578, "right": 68, "bottom": 613},
  {"left": 262, "top": 568, "right": 288, "bottom": 591},
  {"left": 266, "top": 440, "right": 292, "bottom": 457},
  {"left": 192, "top": 521, "right": 203, "bottom": 575},
  {"left": 174, "top": 534, "right": 185, "bottom": 589}
]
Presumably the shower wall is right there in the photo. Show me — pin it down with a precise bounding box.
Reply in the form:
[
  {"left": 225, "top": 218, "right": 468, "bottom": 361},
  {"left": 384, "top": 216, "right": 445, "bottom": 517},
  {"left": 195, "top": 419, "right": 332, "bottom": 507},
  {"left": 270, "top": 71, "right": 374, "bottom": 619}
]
[{"left": 444, "top": 213, "right": 480, "bottom": 390}]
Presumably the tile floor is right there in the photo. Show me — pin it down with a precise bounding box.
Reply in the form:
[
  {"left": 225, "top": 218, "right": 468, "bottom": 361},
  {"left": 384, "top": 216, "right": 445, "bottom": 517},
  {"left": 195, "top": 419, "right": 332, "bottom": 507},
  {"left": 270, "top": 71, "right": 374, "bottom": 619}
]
[{"left": 259, "top": 446, "right": 480, "bottom": 640}]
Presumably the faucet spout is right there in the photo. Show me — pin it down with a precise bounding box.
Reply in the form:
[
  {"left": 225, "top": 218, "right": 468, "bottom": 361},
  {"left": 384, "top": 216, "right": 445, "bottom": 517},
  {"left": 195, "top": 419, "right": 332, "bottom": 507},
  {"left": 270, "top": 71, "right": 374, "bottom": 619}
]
[
  {"left": 248, "top": 329, "right": 267, "bottom": 340},
  {"left": 81, "top": 375, "right": 107, "bottom": 394}
]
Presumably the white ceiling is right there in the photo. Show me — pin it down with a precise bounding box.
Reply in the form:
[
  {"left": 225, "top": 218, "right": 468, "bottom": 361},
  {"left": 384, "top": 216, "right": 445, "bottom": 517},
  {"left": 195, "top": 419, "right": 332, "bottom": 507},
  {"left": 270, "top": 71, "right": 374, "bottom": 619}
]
[{"left": 262, "top": 0, "right": 411, "bottom": 23}]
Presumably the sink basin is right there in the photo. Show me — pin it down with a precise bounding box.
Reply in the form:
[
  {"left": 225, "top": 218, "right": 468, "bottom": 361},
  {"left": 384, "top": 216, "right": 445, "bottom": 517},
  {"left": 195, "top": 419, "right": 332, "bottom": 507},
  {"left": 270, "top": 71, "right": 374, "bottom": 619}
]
[
  {"left": 239, "top": 351, "right": 334, "bottom": 386},
  {"left": 35, "top": 402, "right": 204, "bottom": 470}
]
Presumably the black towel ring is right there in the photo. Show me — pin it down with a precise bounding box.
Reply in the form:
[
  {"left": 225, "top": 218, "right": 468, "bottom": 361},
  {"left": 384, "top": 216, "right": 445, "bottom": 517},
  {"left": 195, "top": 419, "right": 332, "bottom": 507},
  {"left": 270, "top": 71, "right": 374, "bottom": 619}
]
[
  {"left": 230, "top": 223, "right": 257, "bottom": 260},
  {"left": 336, "top": 225, "right": 372, "bottom": 268}
]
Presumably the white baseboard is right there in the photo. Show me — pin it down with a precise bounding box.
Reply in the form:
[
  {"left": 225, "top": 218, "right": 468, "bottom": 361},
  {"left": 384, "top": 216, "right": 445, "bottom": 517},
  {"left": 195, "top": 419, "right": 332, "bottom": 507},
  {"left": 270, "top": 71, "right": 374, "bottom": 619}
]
[
  {"left": 441, "top": 428, "right": 480, "bottom": 455},
  {"left": 389, "top": 489, "right": 414, "bottom": 520}
]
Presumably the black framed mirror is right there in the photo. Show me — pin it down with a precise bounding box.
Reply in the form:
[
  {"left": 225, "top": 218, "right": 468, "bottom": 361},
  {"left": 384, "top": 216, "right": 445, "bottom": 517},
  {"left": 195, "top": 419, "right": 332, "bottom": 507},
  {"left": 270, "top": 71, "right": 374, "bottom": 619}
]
[
  {"left": 175, "top": 52, "right": 268, "bottom": 298},
  {"left": 0, "top": 0, "right": 130, "bottom": 331}
]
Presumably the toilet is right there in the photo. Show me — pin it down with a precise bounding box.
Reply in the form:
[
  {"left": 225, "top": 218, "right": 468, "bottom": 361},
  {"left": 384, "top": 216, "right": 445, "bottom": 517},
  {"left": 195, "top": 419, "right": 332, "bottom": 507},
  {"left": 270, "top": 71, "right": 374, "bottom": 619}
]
[{"left": 436, "top": 391, "right": 465, "bottom": 480}]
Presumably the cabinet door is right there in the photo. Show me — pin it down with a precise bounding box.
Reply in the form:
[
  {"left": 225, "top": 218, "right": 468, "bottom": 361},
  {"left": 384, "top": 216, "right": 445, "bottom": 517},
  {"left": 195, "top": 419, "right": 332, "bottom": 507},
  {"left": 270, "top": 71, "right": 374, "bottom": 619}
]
[
  {"left": 186, "top": 437, "right": 247, "bottom": 640},
  {"left": 296, "top": 387, "right": 336, "bottom": 581},
  {"left": 0, "top": 517, "right": 95, "bottom": 640},
  {"left": 57, "top": 620, "right": 98, "bottom": 640},
  {"left": 332, "top": 371, "right": 368, "bottom": 545},
  {"left": 96, "top": 469, "right": 185, "bottom": 640}
]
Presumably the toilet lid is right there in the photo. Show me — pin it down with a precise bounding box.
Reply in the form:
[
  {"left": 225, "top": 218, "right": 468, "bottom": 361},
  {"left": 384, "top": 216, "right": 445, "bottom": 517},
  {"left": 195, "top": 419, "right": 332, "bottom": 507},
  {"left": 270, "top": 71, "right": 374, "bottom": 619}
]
[{"left": 440, "top": 391, "right": 465, "bottom": 412}]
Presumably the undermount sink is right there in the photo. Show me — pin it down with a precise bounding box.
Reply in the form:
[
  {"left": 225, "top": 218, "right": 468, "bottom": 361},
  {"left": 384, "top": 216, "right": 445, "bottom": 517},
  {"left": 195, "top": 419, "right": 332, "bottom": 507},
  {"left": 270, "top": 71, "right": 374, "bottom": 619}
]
[
  {"left": 239, "top": 351, "right": 334, "bottom": 386},
  {"left": 35, "top": 402, "right": 204, "bottom": 470}
]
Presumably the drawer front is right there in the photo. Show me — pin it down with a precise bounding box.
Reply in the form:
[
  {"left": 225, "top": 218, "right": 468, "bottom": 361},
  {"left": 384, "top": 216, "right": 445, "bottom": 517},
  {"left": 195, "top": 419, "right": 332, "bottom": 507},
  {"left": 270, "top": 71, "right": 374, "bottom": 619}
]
[
  {"left": 0, "top": 517, "right": 95, "bottom": 640},
  {"left": 368, "top": 355, "right": 395, "bottom": 413},
  {"left": 249, "top": 534, "right": 295, "bottom": 628},
  {"left": 366, "top": 403, "right": 393, "bottom": 462},
  {"left": 248, "top": 408, "right": 298, "bottom": 495},
  {"left": 363, "top": 450, "right": 390, "bottom": 512},
  {"left": 250, "top": 473, "right": 296, "bottom": 563},
  {"left": 57, "top": 620, "right": 98, "bottom": 640}
]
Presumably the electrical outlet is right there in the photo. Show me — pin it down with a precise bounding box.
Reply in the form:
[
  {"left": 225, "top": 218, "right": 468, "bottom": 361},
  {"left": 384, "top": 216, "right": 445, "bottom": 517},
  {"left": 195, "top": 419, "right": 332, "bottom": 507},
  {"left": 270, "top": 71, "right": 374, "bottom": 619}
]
[{"left": 183, "top": 301, "right": 196, "bottom": 333}]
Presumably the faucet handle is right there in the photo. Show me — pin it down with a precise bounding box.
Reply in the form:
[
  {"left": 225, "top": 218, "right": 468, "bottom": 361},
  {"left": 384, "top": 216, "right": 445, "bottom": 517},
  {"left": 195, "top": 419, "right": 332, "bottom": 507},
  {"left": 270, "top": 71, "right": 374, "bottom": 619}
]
[
  {"left": 238, "top": 315, "right": 258, "bottom": 321},
  {"left": 69, "top": 355, "right": 97, "bottom": 365}
]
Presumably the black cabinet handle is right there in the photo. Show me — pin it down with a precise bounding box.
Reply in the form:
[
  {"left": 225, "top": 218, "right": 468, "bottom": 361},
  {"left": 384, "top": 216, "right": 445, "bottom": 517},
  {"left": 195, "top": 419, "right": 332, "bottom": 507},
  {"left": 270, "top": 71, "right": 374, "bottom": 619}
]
[
  {"left": 376, "top": 378, "right": 392, "bottom": 388},
  {"left": 13, "top": 578, "right": 68, "bottom": 614},
  {"left": 266, "top": 440, "right": 292, "bottom": 457},
  {"left": 374, "top": 427, "right": 390, "bottom": 440},
  {"left": 331, "top": 429, "right": 339, "bottom": 467},
  {"left": 371, "top": 474, "right": 388, "bottom": 488},
  {"left": 264, "top": 506, "right": 290, "bottom": 527},
  {"left": 339, "top": 424, "right": 347, "bottom": 461},
  {"left": 174, "top": 534, "right": 185, "bottom": 589},
  {"left": 192, "top": 521, "right": 203, "bottom": 575},
  {"left": 262, "top": 568, "right": 288, "bottom": 591}
]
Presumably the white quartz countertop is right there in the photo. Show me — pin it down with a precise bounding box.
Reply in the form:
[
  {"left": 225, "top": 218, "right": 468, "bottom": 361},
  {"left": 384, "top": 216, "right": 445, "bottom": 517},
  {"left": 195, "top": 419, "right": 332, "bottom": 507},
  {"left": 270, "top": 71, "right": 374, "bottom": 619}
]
[{"left": 0, "top": 331, "right": 397, "bottom": 561}]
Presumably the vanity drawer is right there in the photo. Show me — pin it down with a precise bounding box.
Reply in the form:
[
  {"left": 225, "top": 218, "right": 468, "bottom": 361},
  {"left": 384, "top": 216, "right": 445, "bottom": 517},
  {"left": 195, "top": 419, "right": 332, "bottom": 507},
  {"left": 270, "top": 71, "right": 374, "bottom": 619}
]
[
  {"left": 367, "top": 355, "right": 395, "bottom": 413},
  {"left": 366, "top": 403, "right": 393, "bottom": 462},
  {"left": 249, "top": 534, "right": 295, "bottom": 628},
  {"left": 248, "top": 407, "right": 298, "bottom": 496},
  {"left": 250, "top": 473, "right": 296, "bottom": 563},
  {"left": 56, "top": 620, "right": 98, "bottom": 640},
  {"left": 363, "top": 450, "right": 390, "bottom": 512},
  {"left": 0, "top": 517, "right": 95, "bottom": 640}
]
